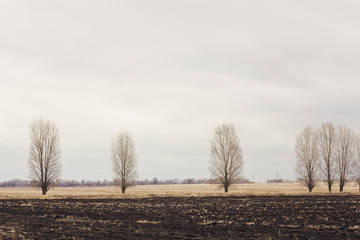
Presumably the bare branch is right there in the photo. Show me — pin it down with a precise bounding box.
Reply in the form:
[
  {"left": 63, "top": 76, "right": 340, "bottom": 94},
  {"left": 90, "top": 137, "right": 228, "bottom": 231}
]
[
  {"left": 295, "top": 126, "right": 319, "bottom": 192},
  {"left": 112, "top": 131, "right": 138, "bottom": 194},
  {"left": 354, "top": 134, "right": 360, "bottom": 191},
  {"left": 318, "top": 122, "right": 336, "bottom": 192},
  {"left": 336, "top": 125, "right": 355, "bottom": 192},
  {"left": 28, "top": 117, "right": 61, "bottom": 195},
  {"left": 209, "top": 123, "right": 243, "bottom": 192}
]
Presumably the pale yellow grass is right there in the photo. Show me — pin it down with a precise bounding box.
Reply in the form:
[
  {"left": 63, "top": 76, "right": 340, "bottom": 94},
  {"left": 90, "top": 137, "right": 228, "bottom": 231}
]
[{"left": 0, "top": 182, "right": 359, "bottom": 199}]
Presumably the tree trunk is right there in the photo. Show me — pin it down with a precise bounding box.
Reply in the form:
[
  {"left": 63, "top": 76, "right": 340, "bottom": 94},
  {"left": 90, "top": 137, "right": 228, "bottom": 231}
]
[
  {"left": 308, "top": 181, "right": 314, "bottom": 192},
  {"left": 42, "top": 187, "right": 47, "bottom": 195},
  {"left": 122, "top": 186, "right": 126, "bottom": 194},
  {"left": 340, "top": 183, "right": 344, "bottom": 192},
  {"left": 327, "top": 177, "right": 332, "bottom": 192},
  {"left": 224, "top": 182, "right": 229, "bottom": 193},
  {"left": 339, "top": 177, "right": 345, "bottom": 192}
]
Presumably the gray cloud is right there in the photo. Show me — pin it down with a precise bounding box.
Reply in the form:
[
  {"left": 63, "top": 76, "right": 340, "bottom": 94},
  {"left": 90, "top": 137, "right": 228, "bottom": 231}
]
[{"left": 1, "top": 1, "right": 360, "bottom": 181}]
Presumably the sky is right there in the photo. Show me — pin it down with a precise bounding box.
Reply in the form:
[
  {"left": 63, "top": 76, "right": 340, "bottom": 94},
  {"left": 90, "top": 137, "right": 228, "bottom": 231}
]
[{"left": 1, "top": 0, "right": 360, "bottom": 182}]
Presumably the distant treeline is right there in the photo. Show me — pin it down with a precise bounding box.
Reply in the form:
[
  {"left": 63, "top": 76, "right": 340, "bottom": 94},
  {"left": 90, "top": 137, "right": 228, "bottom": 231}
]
[
  {"left": 0, "top": 179, "right": 113, "bottom": 188},
  {"left": 137, "top": 178, "right": 211, "bottom": 185},
  {"left": 0, "top": 177, "right": 254, "bottom": 187},
  {"left": 0, "top": 179, "right": 31, "bottom": 187},
  {"left": 266, "top": 178, "right": 293, "bottom": 184}
]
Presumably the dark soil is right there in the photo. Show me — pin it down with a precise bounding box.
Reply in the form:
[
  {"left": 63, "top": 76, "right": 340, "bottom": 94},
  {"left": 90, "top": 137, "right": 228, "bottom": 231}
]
[{"left": 0, "top": 195, "right": 359, "bottom": 239}]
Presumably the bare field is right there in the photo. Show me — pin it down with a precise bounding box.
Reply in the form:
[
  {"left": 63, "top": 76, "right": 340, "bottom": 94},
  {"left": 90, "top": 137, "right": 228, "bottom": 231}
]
[
  {"left": 1, "top": 183, "right": 360, "bottom": 239},
  {"left": 0, "top": 182, "right": 359, "bottom": 199},
  {"left": 1, "top": 195, "right": 359, "bottom": 239}
]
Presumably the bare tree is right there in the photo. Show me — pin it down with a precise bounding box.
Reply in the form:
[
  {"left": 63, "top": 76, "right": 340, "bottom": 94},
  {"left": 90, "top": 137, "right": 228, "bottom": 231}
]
[
  {"left": 295, "top": 126, "right": 319, "bottom": 192},
  {"left": 209, "top": 123, "right": 243, "bottom": 192},
  {"left": 28, "top": 118, "right": 61, "bottom": 195},
  {"left": 336, "top": 126, "right": 355, "bottom": 192},
  {"left": 355, "top": 134, "right": 360, "bottom": 191},
  {"left": 112, "top": 131, "right": 137, "bottom": 194},
  {"left": 318, "top": 122, "right": 337, "bottom": 192}
]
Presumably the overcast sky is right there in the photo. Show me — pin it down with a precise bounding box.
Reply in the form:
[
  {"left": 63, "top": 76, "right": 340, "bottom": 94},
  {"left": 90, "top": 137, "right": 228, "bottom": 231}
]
[{"left": 1, "top": 1, "right": 360, "bottom": 181}]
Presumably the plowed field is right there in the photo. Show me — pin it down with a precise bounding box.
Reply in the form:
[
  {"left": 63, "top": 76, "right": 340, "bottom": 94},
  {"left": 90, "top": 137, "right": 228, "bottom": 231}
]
[{"left": 0, "top": 195, "right": 359, "bottom": 239}]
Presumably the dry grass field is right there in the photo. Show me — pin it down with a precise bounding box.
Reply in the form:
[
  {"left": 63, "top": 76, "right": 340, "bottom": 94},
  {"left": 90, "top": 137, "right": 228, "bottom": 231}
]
[{"left": 0, "top": 182, "right": 359, "bottom": 199}]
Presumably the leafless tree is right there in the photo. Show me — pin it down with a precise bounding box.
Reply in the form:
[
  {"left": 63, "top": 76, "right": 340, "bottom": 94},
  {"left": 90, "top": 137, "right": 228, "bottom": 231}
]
[
  {"left": 112, "top": 131, "right": 137, "bottom": 194},
  {"left": 28, "top": 118, "right": 61, "bottom": 195},
  {"left": 353, "top": 134, "right": 360, "bottom": 191},
  {"left": 295, "top": 126, "right": 319, "bottom": 192},
  {"left": 336, "top": 125, "right": 355, "bottom": 192},
  {"left": 209, "top": 123, "right": 243, "bottom": 192},
  {"left": 318, "top": 122, "right": 337, "bottom": 192}
]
